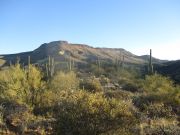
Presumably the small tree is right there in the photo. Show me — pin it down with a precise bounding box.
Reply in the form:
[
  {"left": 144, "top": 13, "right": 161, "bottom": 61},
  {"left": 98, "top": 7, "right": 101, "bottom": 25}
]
[
  {"left": 26, "top": 65, "right": 46, "bottom": 106},
  {"left": 0, "top": 63, "right": 45, "bottom": 107},
  {"left": 0, "top": 63, "right": 27, "bottom": 103}
]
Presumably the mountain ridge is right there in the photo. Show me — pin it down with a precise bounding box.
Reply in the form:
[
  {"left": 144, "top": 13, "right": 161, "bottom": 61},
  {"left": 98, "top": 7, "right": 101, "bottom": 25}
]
[{"left": 0, "top": 40, "right": 166, "bottom": 67}]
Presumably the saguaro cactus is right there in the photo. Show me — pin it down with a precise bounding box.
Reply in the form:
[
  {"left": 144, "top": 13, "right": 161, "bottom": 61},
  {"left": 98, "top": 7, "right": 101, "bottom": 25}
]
[
  {"left": 115, "top": 57, "right": 119, "bottom": 71},
  {"left": 120, "top": 55, "right": 124, "bottom": 68},
  {"left": 16, "top": 56, "right": 20, "bottom": 64},
  {"left": 66, "top": 53, "right": 75, "bottom": 71},
  {"left": 28, "top": 56, "right": 31, "bottom": 68},
  {"left": 95, "top": 56, "right": 101, "bottom": 72},
  {"left": 28, "top": 56, "right": 31, "bottom": 66},
  {"left": 27, "top": 56, "right": 31, "bottom": 78},
  {"left": 46, "top": 56, "right": 55, "bottom": 78},
  {"left": 149, "top": 49, "right": 153, "bottom": 74},
  {"left": 69, "top": 56, "right": 72, "bottom": 71},
  {"left": 72, "top": 58, "right": 75, "bottom": 70},
  {"left": 9, "top": 61, "right": 12, "bottom": 67}
]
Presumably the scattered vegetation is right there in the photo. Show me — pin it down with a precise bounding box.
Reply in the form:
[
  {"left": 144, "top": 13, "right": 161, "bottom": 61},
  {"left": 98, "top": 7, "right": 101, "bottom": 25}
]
[
  {"left": 0, "top": 61, "right": 179, "bottom": 134},
  {"left": 80, "top": 78, "right": 103, "bottom": 92},
  {"left": 54, "top": 90, "right": 137, "bottom": 135}
]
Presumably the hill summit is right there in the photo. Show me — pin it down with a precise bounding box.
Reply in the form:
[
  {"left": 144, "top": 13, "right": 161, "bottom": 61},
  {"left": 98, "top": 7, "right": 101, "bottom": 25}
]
[{"left": 0, "top": 40, "right": 165, "bottom": 67}]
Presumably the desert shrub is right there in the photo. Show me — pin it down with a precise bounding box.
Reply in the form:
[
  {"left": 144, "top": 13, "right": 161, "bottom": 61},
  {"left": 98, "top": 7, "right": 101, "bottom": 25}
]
[
  {"left": 26, "top": 65, "right": 46, "bottom": 106},
  {"left": 100, "top": 128, "right": 133, "bottom": 135},
  {"left": 33, "top": 90, "right": 55, "bottom": 115},
  {"left": 133, "top": 95, "right": 152, "bottom": 111},
  {"left": 169, "top": 86, "right": 180, "bottom": 105},
  {"left": 0, "top": 63, "right": 46, "bottom": 107},
  {"left": 104, "top": 90, "right": 133, "bottom": 100},
  {"left": 0, "top": 104, "right": 4, "bottom": 125},
  {"left": 92, "top": 66, "right": 105, "bottom": 77},
  {"left": 34, "top": 71, "right": 79, "bottom": 115},
  {"left": 53, "top": 90, "right": 137, "bottom": 135},
  {"left": 104, "top": 66, "right": 116, "bottom": 75},
  {"left": 142, "top": 74, "right": 180, "bottom": 106},
  {"left": 122, "top": 82, "right": 140, "bottom": 92},
  {"left": 0, "top": 97, "right": 54, "bottom": 134},
  {"left": 133, "top": 74, "right": 180, "bottom": 118},
  {"left": 142, "top": 124, "right": 180, "bottom": 135},
  {"left": 99, "top": 75, "right": 110, "bottom": 85},
  {"left": 118, "top": 68, "right": 138, "bottom": 80},
  {"left": 50, "top": 71, "right": 79, "bottom": 93},
  {"left": 116, "top": 67, "right": 140, "bottom": 82},
  {"left": 142, "top": 74, "right": 174, "bottom": 94},
  {"left": 0, "top": 63, "right": 27, "bottom": 101},
  {"left": 116, "top": 68, "right": 143, "bottom": 93},
  {"left": 134, "top": 93, "right": 179, "bottom": 115},
  {"left": 144, "top": 103, "right": 175, "bottom": 119},
  {"left": 80, "top": 78, "right": 103, "bottom": 92}
]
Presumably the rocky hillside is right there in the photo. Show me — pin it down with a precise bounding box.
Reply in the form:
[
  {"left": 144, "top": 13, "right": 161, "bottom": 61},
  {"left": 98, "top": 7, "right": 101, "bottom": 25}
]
[
  {"left": 0, "top": 40, "right": 165, "bottom": 68},
  {"left": 137, "top": 55, "right": 168, "bottom": 64}
]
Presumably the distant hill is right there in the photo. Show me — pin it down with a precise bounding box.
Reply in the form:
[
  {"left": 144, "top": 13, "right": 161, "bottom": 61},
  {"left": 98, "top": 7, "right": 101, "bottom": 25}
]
[
  {"left": 137, "top": 55, "right": 168, "bottom": 64},
  {"left": 155, "top": 60, "right": 180, "bottom": 83},
  {"left": 0, "top": 40, "right": 167, "bottom": 69}
]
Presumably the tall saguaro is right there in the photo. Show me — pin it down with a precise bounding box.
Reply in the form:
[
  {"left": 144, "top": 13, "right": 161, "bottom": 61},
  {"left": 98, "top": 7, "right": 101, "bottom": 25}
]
[
  {"left": 27, "top": 56, "right": 31, "bottom": 78},
  {"left": 149, "top": 49, "right": 153, "bottom": 74},
  {"left": 46, "top": 56, "right": 55, "bottom": 78}
]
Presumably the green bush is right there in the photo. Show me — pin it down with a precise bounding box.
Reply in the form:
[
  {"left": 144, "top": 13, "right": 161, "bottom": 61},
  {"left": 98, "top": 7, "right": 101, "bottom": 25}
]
[
  {"left": 0, "top": 63, "right": 27, "bottom": 101},
  {"left": 122, "top": 82, "right": 139, "bottom": 92},
  {"left": 116, "top": 68, "right": 142, "bottom": 93},
  {"left": 134, "top": 74, "right": 180, "bottom": 117},
  {"left": 143, "top": 74, "right": 180, "bottom": 106},
  {"left": 54, "top": 90, "right": 137, "bottom": 135},
  {"left": 142, "top": 74, "right": 174, "bottom": 94},
  {"left": 0, "top": 63, "right": 45, "bottom": 107},
  {"left": 118, "top": 68, "right": 138, "bottom": 80},
  {"left": 80, "top": 78, "right": 103, "bottom": 92},
  {"left": 33, "top": 71, "right": 79, "bottom": 115},
  {"left": 50, "top": 71, "right": 79, "bottom": 93},
  {"left": 104, "top": 90, "right": 132, "bottom": 100}
]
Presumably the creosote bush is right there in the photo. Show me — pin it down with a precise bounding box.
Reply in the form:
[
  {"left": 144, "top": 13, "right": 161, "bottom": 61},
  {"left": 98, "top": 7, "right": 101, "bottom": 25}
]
[
  {"left": 134, "top": 74, "right": 180, "bottom": 117},
  {"left": 116, "top": 68, "right": 143, "bottom": 93},
  {"left": 54, "top": 90, "right": 137, "bottom": 135},
  {"left": 50, "top": 71, "right": 79, "bottom": 93},
  {"left": 142, "top": 74, "right": 180, "bottom": 106},
  {"left": 142, "top": 74, "right": 174, "bottom": 94},
  {"left": 80, "top": 78, "right": 103, "bottom": 93}
]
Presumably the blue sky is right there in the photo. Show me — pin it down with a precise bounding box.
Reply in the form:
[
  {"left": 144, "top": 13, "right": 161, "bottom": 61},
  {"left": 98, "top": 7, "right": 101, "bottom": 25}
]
[{"left": 0, "top": 0, "right": 180, "bottom": 60}]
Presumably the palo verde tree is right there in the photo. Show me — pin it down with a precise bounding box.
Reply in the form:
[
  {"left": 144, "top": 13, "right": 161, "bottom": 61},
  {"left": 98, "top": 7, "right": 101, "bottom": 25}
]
[
  {"left": 0, "top": 62, "right": 27, "bottom": 102},
  {"left": 0, "top": 61, "right": 45, "bottom": 107},
  {"left": 26, "top": 64, "right": 46, "bottom": 106}
]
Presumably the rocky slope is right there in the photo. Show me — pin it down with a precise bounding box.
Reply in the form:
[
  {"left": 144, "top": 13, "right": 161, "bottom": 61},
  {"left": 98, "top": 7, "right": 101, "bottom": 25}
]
[{"left": 0, "top": 40, "right": 165, "bottom": 68}]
